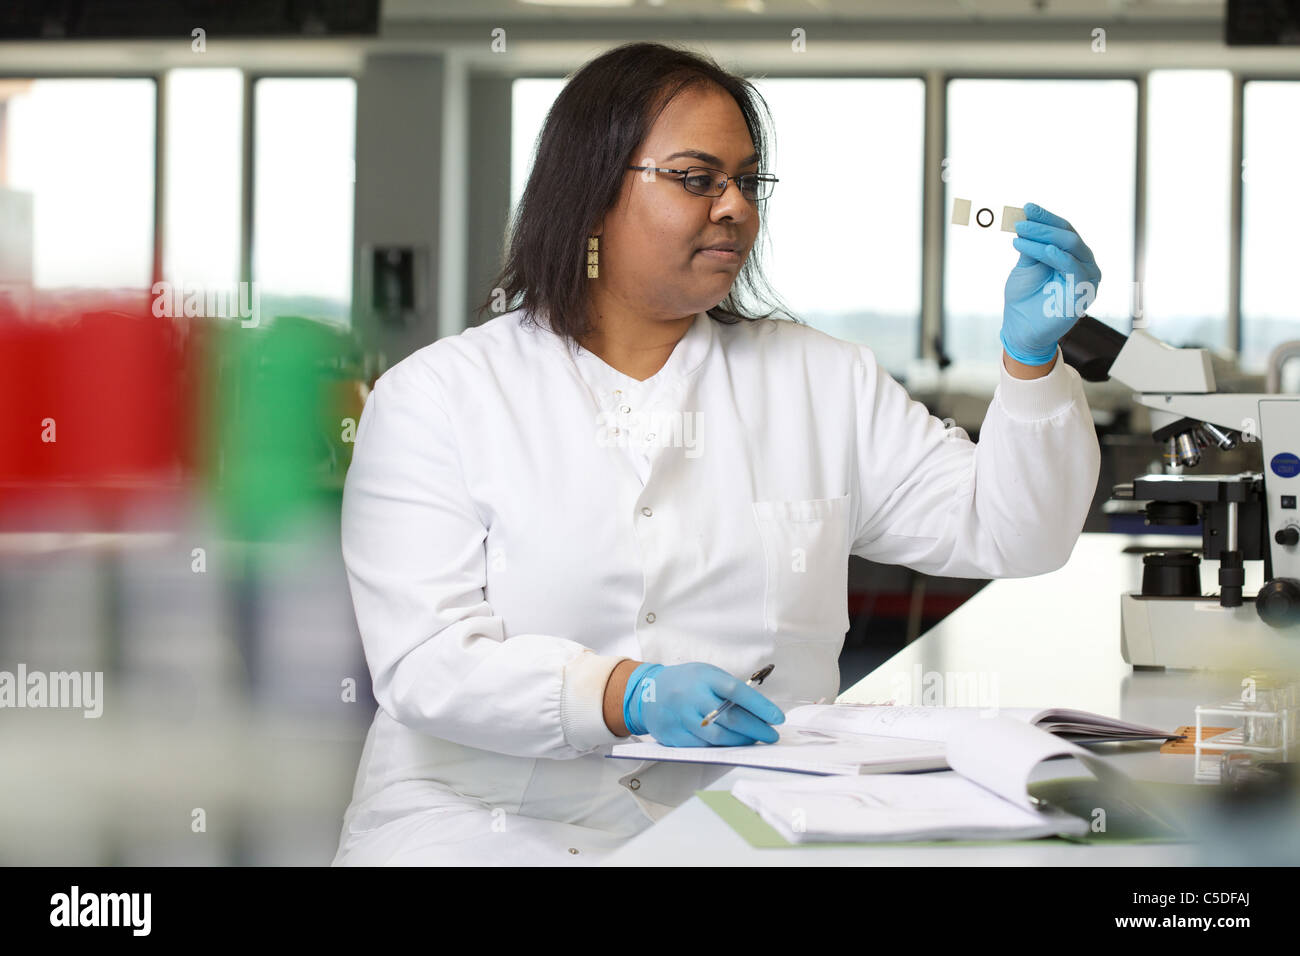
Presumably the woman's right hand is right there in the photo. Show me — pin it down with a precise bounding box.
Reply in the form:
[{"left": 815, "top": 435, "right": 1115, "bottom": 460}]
[{"left": 622, "top": 662, "right": 784, "bottom": 747}]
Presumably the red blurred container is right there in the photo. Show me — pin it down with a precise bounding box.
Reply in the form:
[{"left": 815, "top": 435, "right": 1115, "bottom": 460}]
[{"left": 0, "top": 291, "right": 199, "bottom": 530}]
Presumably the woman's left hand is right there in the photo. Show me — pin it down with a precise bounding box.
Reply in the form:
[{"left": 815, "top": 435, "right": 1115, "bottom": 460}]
[{"left": 1000, "top": 201, "right": 1103, "bottom": 366}]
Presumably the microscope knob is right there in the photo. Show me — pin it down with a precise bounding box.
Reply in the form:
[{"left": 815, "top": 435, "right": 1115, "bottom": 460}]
[
  {"left": 1276, "top": 527, "right": 1300, "bottom": 547},
  {"left": 1256, "top": 579, "right": 1300, "bottom": 629}
]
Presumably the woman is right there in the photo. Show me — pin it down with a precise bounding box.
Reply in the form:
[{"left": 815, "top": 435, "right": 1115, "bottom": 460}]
[{"left": 332, "top": 42, "right": 1101, "bottom": 865}]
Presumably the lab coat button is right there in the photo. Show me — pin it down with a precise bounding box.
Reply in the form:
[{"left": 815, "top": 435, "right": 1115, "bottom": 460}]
[
  {"left": 629, "top": 778, "right": 641, "bottom": 790},
  {"left": 568, "top": 847, "right": 579, "bottom": 855},
  {"left": 641, "top": 507, "right": 653, "bottom": 517},
  {"left": 645, "top": 612, "right": 656, "bottom": 623},
  {"left": 619, "top": 404, "right": 631, "bottom": 414}
]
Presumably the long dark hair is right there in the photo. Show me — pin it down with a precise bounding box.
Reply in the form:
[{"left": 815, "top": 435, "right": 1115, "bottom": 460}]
[{"left": 473, "top": 41, "right": 798, "bottom": 351}]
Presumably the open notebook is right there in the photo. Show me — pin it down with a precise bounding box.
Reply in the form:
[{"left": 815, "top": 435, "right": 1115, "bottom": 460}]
[
  {"left": 607, "top": 702, "right": 1175, "bottom": 776},
  {"left": 729, "top": 716, "right": 1147, "bottom": 843}
]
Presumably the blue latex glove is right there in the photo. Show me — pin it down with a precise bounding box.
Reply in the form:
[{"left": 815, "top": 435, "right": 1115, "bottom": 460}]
[
  {"left": 1001, "top": 202, "right": 1103, "bottom": 365},
  {"left": 622, "top": 662, "right": 785, "bottom": 747}
]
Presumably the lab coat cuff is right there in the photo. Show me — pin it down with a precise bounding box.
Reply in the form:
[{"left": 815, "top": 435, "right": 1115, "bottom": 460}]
[
  {"left": 995, "top": 345, "right": 1075, "bottom": 422},
  {"left": 560, "top": 651, "right": 629, "bottom": 753}
]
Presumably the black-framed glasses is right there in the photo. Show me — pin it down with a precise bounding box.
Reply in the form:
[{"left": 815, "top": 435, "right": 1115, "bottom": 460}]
[{"left": 626, "top": 165, "right": 779, "bottom": 201}]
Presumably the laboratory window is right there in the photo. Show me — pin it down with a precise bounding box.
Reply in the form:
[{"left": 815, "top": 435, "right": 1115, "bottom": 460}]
[
  {"left": 1142, "top": 70, "right": 1233, "bottom": 352},
  {"left": 509, "top": 77, "right": 925, "bottom": 377},
  {"left": 0, "top": 77, "right": 156, "bottom": 298},
  {"left": 163, "top": 69, "right": 243, "bottom": 303},
  {"left": 943, "top": 78, "right": 1137, "bottom": 365},
  {"left": 1240, "top": 80, "right": 1300, "bottom": 373},
  {"left": 751, "top": 77, "right": 925, "bottom": 376},
  {"left": 252, "top": 77, "right": 357, "bottom": 327}
]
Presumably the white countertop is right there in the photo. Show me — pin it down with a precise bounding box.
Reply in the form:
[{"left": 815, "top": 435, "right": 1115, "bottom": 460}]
[{"left": 603, "top": 533, "right": 1285, "bottom": 865}]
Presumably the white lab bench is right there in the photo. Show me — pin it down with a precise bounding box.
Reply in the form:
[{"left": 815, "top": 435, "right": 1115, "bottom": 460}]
[{"left": 602, "top": 532, "right": 1272, "bottom": 866}]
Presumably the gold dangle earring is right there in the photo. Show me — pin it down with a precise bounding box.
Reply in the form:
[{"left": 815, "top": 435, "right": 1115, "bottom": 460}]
[{"left": 587, "top": 236, "right": 599, "bottom": 278}]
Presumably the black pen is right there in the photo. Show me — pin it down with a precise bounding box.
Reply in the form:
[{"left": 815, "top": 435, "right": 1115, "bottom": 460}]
[{"left": 700, "top": 664, "right": 775, "bottom": 727}]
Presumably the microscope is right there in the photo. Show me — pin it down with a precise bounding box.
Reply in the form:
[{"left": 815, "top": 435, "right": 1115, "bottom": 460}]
[{"left": 1061, "top": 317, "right": 1300, "bottom": 670}]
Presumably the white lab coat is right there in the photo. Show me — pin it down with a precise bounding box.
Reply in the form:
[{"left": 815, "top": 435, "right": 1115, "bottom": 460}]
[{"left": 331, "top": 308, "right": 1100, "bottom": 865}]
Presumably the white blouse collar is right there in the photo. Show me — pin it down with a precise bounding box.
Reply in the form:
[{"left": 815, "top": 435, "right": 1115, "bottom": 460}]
[{"left": 536, "top": 308, "right": 714, "bottom": 387}]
